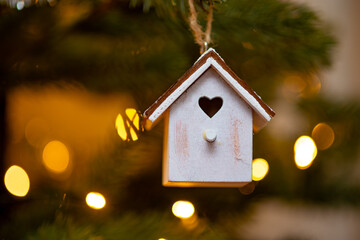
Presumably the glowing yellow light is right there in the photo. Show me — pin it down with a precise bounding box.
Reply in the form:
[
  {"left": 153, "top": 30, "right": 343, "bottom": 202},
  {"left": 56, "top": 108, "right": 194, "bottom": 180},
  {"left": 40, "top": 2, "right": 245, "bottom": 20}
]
[
  {"left": 252, "top": 158, "right": 269, "bottom": 181},
  {"left": 115, "top": 114, "right": 127, "bottom": 141},
  {"left": 125, "top": 108, "right": 139, "bottom": 129},
  {"left": 312, "top": 123, "right": 335, "bottom": 150},
  {"left": 294, "top": 136, "right": 317, "bottom": 169},
  {"left": 115, "top": 108, "right": 141, "bottom": 141},
  {"left": 4, "top": 165, "right": 30, "bottom": 197},
  {"left": 172, "top": 200, "right": 195, "bottom": 219},
  {"left": 42, "top": 140, "right": 70, "bottom": 174},
  {"left": 129, "top": 127, "right": 138, "bottom": 141},
  {"left": 158, "top": 238, "right": 167, "bottom": 240},
  {"left": 86, "top": 192, "right": 106, "bottom": 210}
]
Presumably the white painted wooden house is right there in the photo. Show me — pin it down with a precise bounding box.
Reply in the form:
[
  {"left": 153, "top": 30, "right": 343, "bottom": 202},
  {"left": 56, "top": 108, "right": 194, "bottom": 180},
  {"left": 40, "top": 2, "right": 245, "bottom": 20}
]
[{"left": 143, "top": 48, "right": 275, "bottom": 187}]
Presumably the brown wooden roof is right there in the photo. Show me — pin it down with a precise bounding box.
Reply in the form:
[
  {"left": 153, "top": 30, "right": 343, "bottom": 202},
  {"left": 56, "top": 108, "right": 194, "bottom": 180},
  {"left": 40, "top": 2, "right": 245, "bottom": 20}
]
[{"left": 143, "top": 48, "right": 275, "bottom": 131}]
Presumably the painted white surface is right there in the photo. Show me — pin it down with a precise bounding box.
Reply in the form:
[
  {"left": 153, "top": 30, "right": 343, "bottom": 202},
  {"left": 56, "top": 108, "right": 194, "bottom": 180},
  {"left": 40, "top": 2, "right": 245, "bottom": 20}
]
[
  {"left": 148, "top": 58, "right": 212, "bottom": 123},
  {"left": 210, "top": 59, "right": 271, "bottom": 122},
  {"left": 147, "top": 49, "right": 272, "bottom": 132},
  {"left": 164, "top": 68, "right": 253, "bottom": 185},
  {"left": 194, "top": 47, "right": 225, "bottom": 64}
]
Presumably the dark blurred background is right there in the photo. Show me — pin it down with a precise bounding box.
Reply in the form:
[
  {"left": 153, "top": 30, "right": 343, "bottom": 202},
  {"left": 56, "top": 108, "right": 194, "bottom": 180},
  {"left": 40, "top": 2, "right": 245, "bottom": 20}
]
[{"left": 0, "top": 0, "right": 359, "bottom": 239}]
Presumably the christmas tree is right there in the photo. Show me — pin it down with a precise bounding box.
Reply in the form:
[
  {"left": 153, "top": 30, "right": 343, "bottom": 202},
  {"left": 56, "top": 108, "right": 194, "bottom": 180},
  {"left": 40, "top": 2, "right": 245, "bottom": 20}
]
[{"left": 1, "top": 0, "right": 359, "bottom": 239}]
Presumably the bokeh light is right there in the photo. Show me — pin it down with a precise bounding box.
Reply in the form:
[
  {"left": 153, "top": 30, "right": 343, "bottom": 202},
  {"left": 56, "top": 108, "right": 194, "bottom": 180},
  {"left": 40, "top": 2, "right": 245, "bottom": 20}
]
[
  {"left": 86, "top": 192, "right": 106, "bottom": 210},
  {"left": 125, "top": 108, "right": 140, "bottom": 141},
  {"left": 282, "top": 74, "right": 321, "bottom": 100},
  {"left": 42, "top": 140, "right": 70, "bottom": 174},
  {"left": 252, "top": 158, "right": 269, "bottom": 181},
  {"left": 115, "top": 113, "right": 127, "bottom": 141},
  {"left": 284, "top": 74, "right": 306, "bottom": 93},
  {"left": 4, "top": 165, "right": 30, "bottom": 197},
  {"left": 25, "top": 118, "right": 50, "bottom": 147},
  {"left": 172, "top": 200, "right": 195, "bottom": 219},
  {"left": 115, "top": 108, "right": 141, "bottom": 141},
  {"left": 312, "top": 123, "right": 335, "bottom": 150},
  {"left": 16, "top": 1, "right": 25, "bottom": 10},
  {"left": 301, "top": 74, "right": 322, "bottom": 98},
  {"left": 294, "top": 136, "right": 317, "bottom": 169}
]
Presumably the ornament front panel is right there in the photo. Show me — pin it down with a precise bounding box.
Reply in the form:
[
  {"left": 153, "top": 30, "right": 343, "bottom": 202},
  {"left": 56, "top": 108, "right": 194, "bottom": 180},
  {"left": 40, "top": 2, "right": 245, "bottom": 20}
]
[{"left": 164, "top": 67, "right": 253, "bottom": 186}]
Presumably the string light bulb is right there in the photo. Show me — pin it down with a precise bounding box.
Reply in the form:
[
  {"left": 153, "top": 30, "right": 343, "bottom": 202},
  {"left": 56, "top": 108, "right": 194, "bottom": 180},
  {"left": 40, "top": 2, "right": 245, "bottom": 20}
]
[
  {"left": 252, "top": 158, "right": 269, "bottom": 181},
  {"left": 294, "top": 136, "right": 317, "bottom": 169},
  {"left": 115, "top": 108, "right": 142, "bottom": 141},
  {"left": 4, "top": 165, "right": 30, "bottom": 197},
  {"left": 172, "top": 200, "right": 195, "bottom": 219},
  {"left": 42, "top": 140, "right": 70, "bottom": 174},
  {"left": 86, "top": 192, "right": 106, "bottom": 210},
  {"left": 312, "top": 123, "right": 335, "bottom": 150}
]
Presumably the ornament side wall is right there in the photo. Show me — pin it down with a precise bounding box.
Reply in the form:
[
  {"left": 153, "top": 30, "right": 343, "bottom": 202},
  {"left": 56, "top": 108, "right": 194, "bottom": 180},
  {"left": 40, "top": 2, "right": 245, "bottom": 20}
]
[{"left": 162, "top": 68, "right": 253, "bottom": 187}]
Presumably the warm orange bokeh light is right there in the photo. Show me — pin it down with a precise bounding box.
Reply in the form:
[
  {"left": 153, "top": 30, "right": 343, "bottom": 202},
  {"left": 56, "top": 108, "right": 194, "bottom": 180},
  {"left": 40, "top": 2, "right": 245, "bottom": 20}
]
[
  {"left": 294, "top": 136, "right": 317, "bottom": 169},
  {"left": 283, "top": 74, "right": 321, "bottom": 100},
  {"left": 125, "top": 108, "right": 140, "bottom": 131},
  {"left": 25, "top": 118, "right": 50, "bottom": 147},
  {"left": 284, "top": 75, "right": 306, "bottom": 93},
  {"left": 172, "top": 201, "right": 195, "bottom": 219},
  {"left": 115, "top": 108, "right": 141, "bottom": 141},
  {"left": 115, "top": 114, "right": 127, "bottom": 141},
  {"left": 42, "top": 140, "right": 70, "bottom": 174},
  {"left": 252, "top": 158, "right": 269, "bottom": 181},
  {"left": 4, "top": 165, "right": 30, "bottom": 197},
  {"left": 86, "top": 192, "right": 106, "bottom": 209},
  {"left": 312, "top": 123, "right": 335, "bottom": 150},
  {"left": 126, "top": 108, "right": 140, "bottom": 141}
]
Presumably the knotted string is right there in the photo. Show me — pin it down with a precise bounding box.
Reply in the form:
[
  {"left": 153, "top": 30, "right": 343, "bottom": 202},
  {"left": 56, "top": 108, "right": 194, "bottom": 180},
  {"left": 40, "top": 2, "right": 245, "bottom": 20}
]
[{"left": 188, "top": 0, "right": 213, "bottom": 54}]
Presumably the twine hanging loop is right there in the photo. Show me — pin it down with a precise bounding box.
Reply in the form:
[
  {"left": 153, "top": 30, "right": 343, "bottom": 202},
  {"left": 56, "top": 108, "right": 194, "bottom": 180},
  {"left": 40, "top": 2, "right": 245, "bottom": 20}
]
[{"left": 188, "top": 0, "right": 213, "bottom": 54}]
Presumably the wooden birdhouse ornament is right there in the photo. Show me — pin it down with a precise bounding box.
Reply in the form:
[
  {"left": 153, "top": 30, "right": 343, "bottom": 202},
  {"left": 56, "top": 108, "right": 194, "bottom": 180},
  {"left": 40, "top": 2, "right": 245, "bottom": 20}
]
[{"left": 143, "top": 48, "right": 275, "bottom": 187}]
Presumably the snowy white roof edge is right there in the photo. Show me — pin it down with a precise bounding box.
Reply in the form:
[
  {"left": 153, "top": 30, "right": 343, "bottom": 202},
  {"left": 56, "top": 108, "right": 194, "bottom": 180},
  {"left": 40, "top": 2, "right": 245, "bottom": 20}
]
[{"left": 147, "top": 51, "right": 272, "bottom": 124}]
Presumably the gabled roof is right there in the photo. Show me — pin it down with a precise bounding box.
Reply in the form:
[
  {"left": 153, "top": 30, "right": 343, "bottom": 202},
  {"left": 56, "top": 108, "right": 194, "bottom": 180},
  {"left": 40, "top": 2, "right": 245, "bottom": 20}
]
[{"left": 143, "top": 48, "right": 275, "bottom": 132}]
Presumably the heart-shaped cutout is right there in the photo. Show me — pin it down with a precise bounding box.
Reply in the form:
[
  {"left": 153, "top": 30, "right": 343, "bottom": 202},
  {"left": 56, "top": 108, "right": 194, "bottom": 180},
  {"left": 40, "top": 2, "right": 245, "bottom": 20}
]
[{"left": 198, "top": 97, "right": 223, "bottom": 118}]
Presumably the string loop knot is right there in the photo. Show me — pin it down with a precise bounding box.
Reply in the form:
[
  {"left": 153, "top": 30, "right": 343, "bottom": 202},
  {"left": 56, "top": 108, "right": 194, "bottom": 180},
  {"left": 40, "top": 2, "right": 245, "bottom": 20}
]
[{"left": 188, "top": 0, "right": 213, "bottom": 54}]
